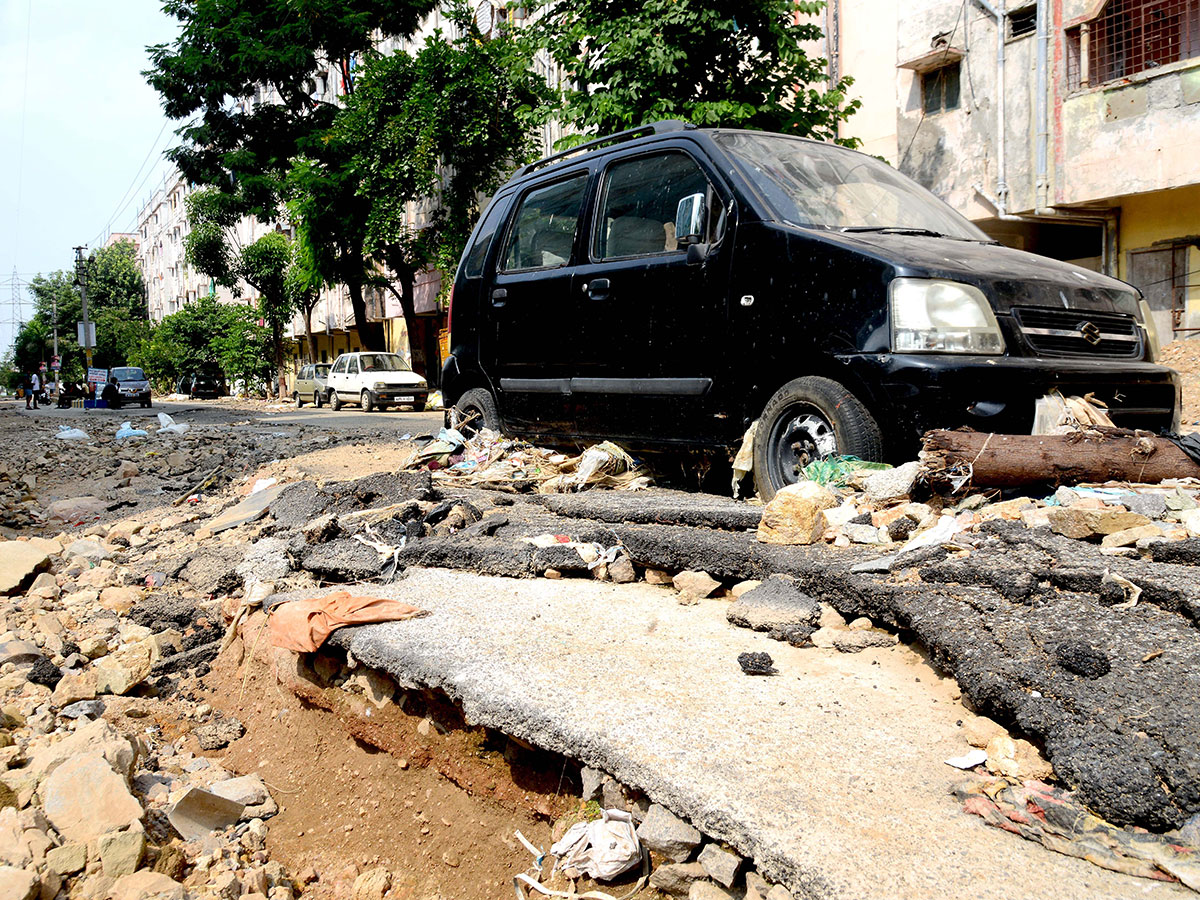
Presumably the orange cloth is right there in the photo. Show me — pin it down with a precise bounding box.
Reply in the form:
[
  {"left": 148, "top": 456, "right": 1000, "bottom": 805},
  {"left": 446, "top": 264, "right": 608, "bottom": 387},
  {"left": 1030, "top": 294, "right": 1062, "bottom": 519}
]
[{"left": 269, "top": 590, "right": 427, "bottom": 652}]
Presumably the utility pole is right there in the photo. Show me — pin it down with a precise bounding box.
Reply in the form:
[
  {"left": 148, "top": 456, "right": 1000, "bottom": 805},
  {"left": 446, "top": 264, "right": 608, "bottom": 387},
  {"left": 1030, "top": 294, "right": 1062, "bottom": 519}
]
[{"left": 72, "top": 245, "right": 93, "bottom": 371}]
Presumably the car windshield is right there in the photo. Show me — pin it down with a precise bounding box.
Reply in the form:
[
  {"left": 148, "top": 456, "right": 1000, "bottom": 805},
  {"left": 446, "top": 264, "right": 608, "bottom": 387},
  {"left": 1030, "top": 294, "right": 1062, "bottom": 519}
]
[
  {"left": 716, "top": 132, "right": 989, "bottom": 240},
  {"left": 111, "top": 367, "right": 145, "bottom": 381},
  {"left": 357, "top": 354, "right": 410, "bottom": 372}
]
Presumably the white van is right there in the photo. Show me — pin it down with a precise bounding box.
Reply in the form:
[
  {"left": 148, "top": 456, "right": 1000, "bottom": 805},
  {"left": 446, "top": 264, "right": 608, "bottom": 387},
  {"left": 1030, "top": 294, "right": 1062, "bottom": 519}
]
[{"left": 326, "top": 352, "right": 428, "bottom": 412}]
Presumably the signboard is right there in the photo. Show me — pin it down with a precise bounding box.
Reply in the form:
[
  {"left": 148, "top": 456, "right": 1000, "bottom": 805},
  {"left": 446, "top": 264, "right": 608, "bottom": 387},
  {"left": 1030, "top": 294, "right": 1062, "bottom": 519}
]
[
  {"left": 38, "top": 362, "right": 46, "bottom": 373},
  {"left": 87, "top": 367, "right": 108, "bottom": 386},
  {"left": 77, "top": 321, "right": 96, "bottom": 347},
  {"left": 50, "top": 355, "right": 60, "bottom": 370}
]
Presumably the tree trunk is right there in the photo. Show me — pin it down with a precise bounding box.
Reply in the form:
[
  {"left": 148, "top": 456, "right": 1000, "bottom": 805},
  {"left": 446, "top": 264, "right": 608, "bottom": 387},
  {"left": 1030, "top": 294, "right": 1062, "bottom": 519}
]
[
  {"left": 272, "top": 319, "right": 286, "bottom": 399},
  {"left": 301, "top": 301, "right": 316, "bottom": 364},
  {"left": 386, "top": 274, "right": 426, "bottom": 380},
  {"left": 347, "top": 280, "right": 384, "bottom": 350},
  {"left": 921, "top": 428, "right": 1200, "bottom": 489}
]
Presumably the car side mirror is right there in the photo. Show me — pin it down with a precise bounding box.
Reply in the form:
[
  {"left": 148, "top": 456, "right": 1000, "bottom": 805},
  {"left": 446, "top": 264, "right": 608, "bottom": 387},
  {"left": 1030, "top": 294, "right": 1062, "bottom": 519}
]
[{"left": 675, "top": 193, "right": 706, "bottom": 245}]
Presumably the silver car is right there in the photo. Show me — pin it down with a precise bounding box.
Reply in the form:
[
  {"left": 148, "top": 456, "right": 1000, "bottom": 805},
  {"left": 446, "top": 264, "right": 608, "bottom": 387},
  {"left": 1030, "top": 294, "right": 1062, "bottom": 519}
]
[
  {"left": 111, "top": 366, "right": 152, "bottom": 408},
  {"left": 293, "top": 363, "right": 331, "bottom": 407}
]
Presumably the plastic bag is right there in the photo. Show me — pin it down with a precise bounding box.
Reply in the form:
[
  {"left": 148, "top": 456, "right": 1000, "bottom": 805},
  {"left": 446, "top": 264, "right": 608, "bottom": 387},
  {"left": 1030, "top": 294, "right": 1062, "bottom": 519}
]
[
  {"left": 114, "top": 422, "right": 148, "bottom": 440},
  {"left": 549, "top": 808, "right": 641, "bottom": 882},
  {"left": 731, "top": 420, "right": 757, "bottom": 499},
  {"left": 156, "top": 412, "right": 190, "bottom": 436},
  {"left": 54, "top": 427, "right": 89, "bottom": 441}
]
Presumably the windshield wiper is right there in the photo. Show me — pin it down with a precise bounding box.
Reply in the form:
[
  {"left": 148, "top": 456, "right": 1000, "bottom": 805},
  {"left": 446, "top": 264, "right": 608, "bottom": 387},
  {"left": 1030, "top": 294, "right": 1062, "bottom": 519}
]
[{"left": 841, "top": 226, "right": 948, "bottom": 237}]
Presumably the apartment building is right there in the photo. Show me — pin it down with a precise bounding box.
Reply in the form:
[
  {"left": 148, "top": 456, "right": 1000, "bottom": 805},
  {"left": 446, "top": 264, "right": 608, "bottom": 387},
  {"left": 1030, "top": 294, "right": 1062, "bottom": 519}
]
[{"left": 817, "top": 0, "right": 1200, "bottom": 340}]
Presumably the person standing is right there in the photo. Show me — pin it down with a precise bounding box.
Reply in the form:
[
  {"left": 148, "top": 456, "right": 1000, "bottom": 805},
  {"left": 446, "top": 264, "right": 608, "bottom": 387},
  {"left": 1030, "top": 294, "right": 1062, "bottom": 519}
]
[{"left": 25, "top": 372, "right": 40, "bottom": 410}]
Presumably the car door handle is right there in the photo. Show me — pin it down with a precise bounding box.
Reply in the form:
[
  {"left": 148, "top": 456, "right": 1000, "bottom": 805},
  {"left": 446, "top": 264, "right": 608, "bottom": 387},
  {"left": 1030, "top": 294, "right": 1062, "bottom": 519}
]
[
  {"left": 584, "top": 278, "right": 611, "bottom": 300},
  {"left": 491, "top": 288, "right": 507, "bottom": 308}
]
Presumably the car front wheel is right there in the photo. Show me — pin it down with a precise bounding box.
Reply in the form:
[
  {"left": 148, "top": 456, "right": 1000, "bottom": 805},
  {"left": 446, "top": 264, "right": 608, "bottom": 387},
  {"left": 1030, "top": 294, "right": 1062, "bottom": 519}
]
[
  {"left": 361, "top": 390, "right": 375, "bottom": 412},
  {"left": 752, "top": 376, "right": 883, "bottom": 502}
]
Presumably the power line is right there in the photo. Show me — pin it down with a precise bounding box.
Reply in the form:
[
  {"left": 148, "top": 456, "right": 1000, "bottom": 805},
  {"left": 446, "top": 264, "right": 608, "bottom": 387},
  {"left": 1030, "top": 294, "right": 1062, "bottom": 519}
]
[{"left": 88, "top": 120, "right": 175, "bottom": 247}]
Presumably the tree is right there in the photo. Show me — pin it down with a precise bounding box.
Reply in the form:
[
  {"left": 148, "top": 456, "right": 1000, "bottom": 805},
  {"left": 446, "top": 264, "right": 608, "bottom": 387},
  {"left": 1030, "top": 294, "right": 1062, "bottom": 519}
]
[
  {"left": 134, "top": 293, "right": 229, "bottom": 387},
  {"left": 528, "top": 0, "right": 860, "bottom": 146},
  {"left": 213, "top": 305, "right": 276, "bottom": 397},
  {"left": 145, "top": 0, "right": 439, "bottom": 348}
]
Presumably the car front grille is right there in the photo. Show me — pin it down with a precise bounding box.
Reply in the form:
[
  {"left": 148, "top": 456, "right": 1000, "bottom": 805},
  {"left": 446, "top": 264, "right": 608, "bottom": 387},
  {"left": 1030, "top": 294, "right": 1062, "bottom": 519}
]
[{"left": 1012, "top": 307, "right": 1142, "bottom": 359}]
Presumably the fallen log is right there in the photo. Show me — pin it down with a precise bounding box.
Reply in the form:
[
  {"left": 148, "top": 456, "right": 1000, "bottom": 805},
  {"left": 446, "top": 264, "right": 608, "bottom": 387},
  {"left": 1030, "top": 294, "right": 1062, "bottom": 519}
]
[{"left": 920, "top": 427, "right": 1200, "bottom": 489}]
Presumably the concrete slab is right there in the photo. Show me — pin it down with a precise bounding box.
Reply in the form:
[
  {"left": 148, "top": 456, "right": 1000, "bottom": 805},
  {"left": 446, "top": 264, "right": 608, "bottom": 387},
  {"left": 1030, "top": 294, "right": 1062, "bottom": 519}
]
[
  {"left": 301, "top": 569, "right": 1188, "bottom": 900},
  {"left": 202, "top": 484, "right": 285, "bottom": 536}
]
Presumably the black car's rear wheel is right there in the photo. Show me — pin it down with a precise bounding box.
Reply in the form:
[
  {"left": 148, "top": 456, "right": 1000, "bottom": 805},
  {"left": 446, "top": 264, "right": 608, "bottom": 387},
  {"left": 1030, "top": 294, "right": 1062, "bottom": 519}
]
[{"left": 752, "top": 376, "right": 883, "bottom": 501}]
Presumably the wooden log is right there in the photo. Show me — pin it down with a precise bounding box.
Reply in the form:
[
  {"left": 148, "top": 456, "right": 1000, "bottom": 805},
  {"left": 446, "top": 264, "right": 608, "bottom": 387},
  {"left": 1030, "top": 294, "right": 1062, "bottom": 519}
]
[{"left": 920, "top": 427, "right": 1200, "bottom": 489}]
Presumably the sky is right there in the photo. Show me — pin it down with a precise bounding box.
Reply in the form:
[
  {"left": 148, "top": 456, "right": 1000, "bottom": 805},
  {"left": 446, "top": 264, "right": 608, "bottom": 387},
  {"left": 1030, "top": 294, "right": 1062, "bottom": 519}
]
[{"left": 0, "top": 1, "right": 180, "bottom": 352}]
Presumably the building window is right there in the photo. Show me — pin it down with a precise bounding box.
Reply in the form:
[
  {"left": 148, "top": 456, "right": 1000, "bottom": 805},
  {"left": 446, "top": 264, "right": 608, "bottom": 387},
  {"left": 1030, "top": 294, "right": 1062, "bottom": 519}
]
[
  {"left": 1009, "top": 6, "right": 1037, "bottom": 38},
  {"left": 922, "top": 62, "right": 961, "bottom": 114},
  {"left": 1068, "top": 0, "right": 1200, "bottom": 89}
]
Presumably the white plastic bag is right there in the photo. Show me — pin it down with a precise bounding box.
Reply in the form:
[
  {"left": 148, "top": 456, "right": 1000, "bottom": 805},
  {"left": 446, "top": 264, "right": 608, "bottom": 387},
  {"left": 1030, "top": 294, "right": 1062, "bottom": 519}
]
[
  {"left": 549, "top": 808, "right": 641, "bottom": 882},
  {"left": 54, "top": 426, "right": 89, "bottom": 441},
  {"left": 114, "top": 422, "right": 148, "bottom": 440},
  {"left": 156, "top": 412, "right": 190, "bottom": 436}
]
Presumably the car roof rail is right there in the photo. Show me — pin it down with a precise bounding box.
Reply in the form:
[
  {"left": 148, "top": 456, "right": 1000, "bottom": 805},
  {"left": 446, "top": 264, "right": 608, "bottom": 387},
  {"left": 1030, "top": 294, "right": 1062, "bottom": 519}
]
[{"left": 509, "top": 120, "right": 696, "bottom": 181}]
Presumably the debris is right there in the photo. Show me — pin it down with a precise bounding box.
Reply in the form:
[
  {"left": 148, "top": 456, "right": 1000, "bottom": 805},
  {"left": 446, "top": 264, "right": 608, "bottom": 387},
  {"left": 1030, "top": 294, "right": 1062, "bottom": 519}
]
[
  {"left": 269, "top": 591, "right": 428, "bottom": 653},
  {"left": 731, "top": 421, "right": 757, "bottom": 498},
  {"left": 672, "top": 570, "right": 720, "bottom": 603},
  {"left": 636, "top": 804, "right": 702, "bottom": 863},
  {"left": 945, "top": 749, "right": 988, "bottom": 770},
  {"left": 698, "top": 843, "right": 743, "bottom": 887},
  {"left": 756, "top": 482, "right": 838, "bottom": 545},
  {"left": 737, "top": 652, "right": 776, "bottom": 675},
  {"left": 166, "top": 786, "right": 244, "bottom": 841},
  {"left": 1054, "top": 641, "right": 1111, "bottom": 679},
  {"left": 114, "top": 422, "right": 149, "bottom": 441},
  {"left": 53, "top": 426, "right": 89, "bottom": 441},
  {"left": 201, "top": 483, "right": 286, "bottom": 536},
  {"left": 801, "top": 455, "right": 891, "bottom": 488},
  {"left": 726, "top": 576, "right": 820, "bottom": 632},
  {"left": 155, "top": 413, "right": 190, "bottom": 436},
  {"left": 862, "top": 460, "right": 923, "bottom": 504},
  {"left": 548, "top": 808, "right": 642, "bottom": 881}
]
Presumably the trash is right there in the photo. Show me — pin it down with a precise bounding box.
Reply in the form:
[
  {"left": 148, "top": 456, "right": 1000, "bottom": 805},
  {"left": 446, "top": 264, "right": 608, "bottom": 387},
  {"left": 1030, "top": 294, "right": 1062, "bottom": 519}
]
[
  {"left": 156, "top": 413, "right": 190, "bottom": 436},
  {"left": 802, "top": 455, "right": 891, "bottom": 488},
  {"left": 549, "top": 808, "right": 643, "bottom": 881},
  {"left": 268, "top": 590, "right": 428, "bottom": 653},
  {"left": 114, "top": 422, "right": 148, "bottom": 440},
  {"left": 54, "top": 426, "right": 89, "bottom": 441},
  {"left": 167, "top": 786, "right": 245, "bottom": 841},
  {"left": 250, "top": 477, "right": 277, "bottom": 494},
  {"left": 737, "top": 652, "right": 776, "bottom": 675},
  {"left": 1032, "top": 391, "right": 1115, "bottom": 435},
  {"left": 731, "top": 420, "right": 757, "bottom": 498},
  {"left": 944, "top": 749, "right": 988, "bottom": 770}
]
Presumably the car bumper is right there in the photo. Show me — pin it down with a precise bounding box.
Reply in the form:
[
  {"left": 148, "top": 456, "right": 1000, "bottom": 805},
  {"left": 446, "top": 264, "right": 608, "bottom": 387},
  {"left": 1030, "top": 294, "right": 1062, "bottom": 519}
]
[
  {"left": 374, "top": 390, "right": 427, "bottom": 406},
  {"left": 842, "top": 353, "right": 1181, "bottom": 444}
]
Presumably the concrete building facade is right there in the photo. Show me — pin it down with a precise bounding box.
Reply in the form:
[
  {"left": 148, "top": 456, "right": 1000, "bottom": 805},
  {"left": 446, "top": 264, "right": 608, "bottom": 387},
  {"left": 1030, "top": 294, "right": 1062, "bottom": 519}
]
[{"left": 817, "top": 0, "right": 1200, "bottom": 340}]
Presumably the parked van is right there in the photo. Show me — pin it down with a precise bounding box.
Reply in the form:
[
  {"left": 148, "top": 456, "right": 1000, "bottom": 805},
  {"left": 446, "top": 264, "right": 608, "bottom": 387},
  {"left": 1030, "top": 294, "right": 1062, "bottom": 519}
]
[{"left": 442, "top": 121, "right": 1180, "bottom": 498}]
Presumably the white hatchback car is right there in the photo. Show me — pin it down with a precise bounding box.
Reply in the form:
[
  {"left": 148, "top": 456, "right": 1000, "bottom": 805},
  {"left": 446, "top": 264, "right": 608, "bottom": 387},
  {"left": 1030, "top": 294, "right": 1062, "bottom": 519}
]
[{"left": 326, "top": 352, "right": 428, "bottom": 412}]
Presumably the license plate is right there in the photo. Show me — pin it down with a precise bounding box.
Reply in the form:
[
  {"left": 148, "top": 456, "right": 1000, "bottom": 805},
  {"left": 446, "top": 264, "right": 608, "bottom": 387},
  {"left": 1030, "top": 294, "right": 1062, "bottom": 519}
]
[{"left": 399, "top": 395, "right": 414, "bottom": 402}]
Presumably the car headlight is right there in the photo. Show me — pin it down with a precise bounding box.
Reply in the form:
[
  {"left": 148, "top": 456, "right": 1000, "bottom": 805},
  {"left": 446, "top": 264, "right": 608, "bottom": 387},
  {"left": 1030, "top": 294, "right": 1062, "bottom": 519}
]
[
  {"left": 373, "top": 381, "right": 386, "bottom": 390},
  {"left": 890, "top": 278, "right": 1005, "bottom": 354},
  {"left": 1137, "top": 299, "right": 1161, "bottom": 362},
  {"left": 416, "top": 380, "right": 428, "bottom": 390}
]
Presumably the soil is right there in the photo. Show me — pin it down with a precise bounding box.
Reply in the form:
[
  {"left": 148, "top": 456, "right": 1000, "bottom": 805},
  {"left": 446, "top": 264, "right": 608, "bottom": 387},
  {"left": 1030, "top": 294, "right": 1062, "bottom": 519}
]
[{"left": 1160, "top": 337, "right": 1200, "bottom": 428}]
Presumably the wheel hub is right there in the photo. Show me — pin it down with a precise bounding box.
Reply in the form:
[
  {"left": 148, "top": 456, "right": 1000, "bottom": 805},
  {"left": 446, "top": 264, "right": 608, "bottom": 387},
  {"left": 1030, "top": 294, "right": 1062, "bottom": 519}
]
[{"left": 774, "top": 411, "right": 837, "bottom": 482}]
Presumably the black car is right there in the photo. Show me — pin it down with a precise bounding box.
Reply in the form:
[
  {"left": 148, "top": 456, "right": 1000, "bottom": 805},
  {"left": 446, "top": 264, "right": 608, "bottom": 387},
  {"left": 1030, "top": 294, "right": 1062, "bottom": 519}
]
[
  {"left": 176, "top": 371, "right": 226, "bottom": 399},
  {"left": 442, "top": 121, "right": 1180, "bottom": 499}
]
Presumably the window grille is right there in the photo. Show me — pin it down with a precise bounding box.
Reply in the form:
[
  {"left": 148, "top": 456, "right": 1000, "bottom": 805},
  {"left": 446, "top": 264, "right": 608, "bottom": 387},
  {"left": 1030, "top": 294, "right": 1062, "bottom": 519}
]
[
  {"left": 1067, "top": 0, "right": 1200, "bottom": 89},
  {"left": 1010, "top": 6, "right": 1037, "bottom": 38}
]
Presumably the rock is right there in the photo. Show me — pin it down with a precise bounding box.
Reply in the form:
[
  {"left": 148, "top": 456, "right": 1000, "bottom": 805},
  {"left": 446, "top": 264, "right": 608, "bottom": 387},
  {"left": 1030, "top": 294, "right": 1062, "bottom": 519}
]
[
  {"left": 698, "top": 844, "right": 742, "bottom": 888},
  {"left": 1124, "top": 492, "right": 1168, "bottom": 519},
  {"left": 352, "top": 867, "right": 391, "bottom": 900},
  {"left": 831, "top": 630, "right": 898, "bottom": 653},
  {"left": 78, "top": 636, "right": 109, "bottom": 659},
  {"left": 644, "top": 568, "right": 674, "bottom": 586},
  {"left": 984, "top": 735, "right": 1055, "bottom": 781},
  {"left": 756, "top": 483, "right": 836, "bottom": 545},
  {"left": 210, "top": 870, "right": 240, "bottom": 900},
  {"left": 344, "top": 671, "right": 395, "bottom": 709},
  {"left": 209, "top": 774, "right": 269, "bottom": 808},
  {"left": 98, "top": 830, "right": 144, "bottom": 877},
  {"left": 64, "top": 539, "right": 110, "bottom": 563},
  {"left": 100, "top": 587, "right": 140, "bottom": 615},
  {"left": 25, "top": 574, "right": 59, "bottom": 601},
  {"left": 769, "top": 623, "right": 815, "bottom": 646},
  {"left": 649, "top": 862, "right": 707, "bottom": 898},
  {"left": 45, "top": 843, "right": 86, "bottom": 876},
  {"left": 841, "top": 523, "right": 884, "bottom": 545},
  {"left": 672, "top": 571, "right": 720, "bottom": 603},
  {"left": 736, "top": 652, "right": 776, "bottom": 675},
  {"left": 29, "top": 718, "right": 136, "bottom": 781},
  {"left": 689, "top": 883, "right": 735, "bottom": 900},
  {"left": 115, "top": 461, "right": 139, "bottom": 479},
  {"left": 109, "top": 870, "right": 187, "bottom": 900},
  {"left": 243, "top": 868, "right": 270, "bottom": 896},
  {"left": 45, "top": 496, "right": 106, "bottom": 524},
  {"left": 166, "top": 787, "right": 243, "bottom": 841},
  {"left": 0, "top": 544, "right": 49, "bottom": 597},
  {"left": 59, "top": 699, "right": 104, "bottom": 720},
  {"left": 193, "top": 717, "right": 245, "bottom": 751},
  {"left": 963, "top": 716, "right": 1006, "bottom": 749},
  {"left": 93, "top": 641, "right": 153, "bottom": 695},
  {"left": 51, "top": 672, "right": 97, "bottom": 708},
  {"left": 863, "top": 461, "right": 922, "bottom": 504},
  {"left": 24, "top": 658, "right": 60, "bottom": 689},
  {"left": 608, "top": 556, "right": 636, "bottom": 584},
  {"left": 636, "top": 804, "right": 701, "bottom": 863},
  {"left": 726, "top": 576, "right": 820, "bottom": 632},
  {"left": 1054, "top": 641, "right": 1110, "bottom": 679},
  {"left": 151, "top": 842, "right": 186, "bottom": 881},
  {"left": 1099, "top": 523, "right": 1163, "bottom": 549},
  {"left": 0, "top": 866, "right": 37, "bottom": 900},
  {"left": 0, "top": 643, "right": 40, "bottom": 669},
  {"left": 1046, "top": 507, "right": 1151, "bottom": 540},
  {"left": 0, "top": 809, "right": 29, "bottom": 868},
  {"left": 765, "top": 887, "right": 794, "bottom": 900},
  {"left": 744, "top": 872, "right": 771, "bottom": 900},
  {"left": 41, "top": 755, "right": 142, "bottom": 844},
  {"left": 729, "top": 580, "right": 760, "bottom": 597}
]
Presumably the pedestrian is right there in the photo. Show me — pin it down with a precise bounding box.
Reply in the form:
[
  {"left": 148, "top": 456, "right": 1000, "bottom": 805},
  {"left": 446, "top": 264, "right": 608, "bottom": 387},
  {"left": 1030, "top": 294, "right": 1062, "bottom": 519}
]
[{"left": 25, "top": 371, "right": 40, "bottom": 410}]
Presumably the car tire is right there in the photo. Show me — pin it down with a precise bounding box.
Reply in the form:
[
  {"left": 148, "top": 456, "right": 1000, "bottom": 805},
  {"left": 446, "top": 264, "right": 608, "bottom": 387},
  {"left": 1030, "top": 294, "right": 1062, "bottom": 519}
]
[
  {"left": 330, "top": 391, "right": 342, "bottom": 411},
  {"left": 752, "top": 376, "right": 883, "bottom": 502},
  {"left": 313, "top": 391, "right": 322, "bottom": 408},
  {"left": 294, "top": 391, "right": 303, "bottom": 408},
  {"left": 361, "top": 390, "right": 375, "bottom": 412},
  {"left": 456, "top": 387, "right": 500, "bottom": 435}
]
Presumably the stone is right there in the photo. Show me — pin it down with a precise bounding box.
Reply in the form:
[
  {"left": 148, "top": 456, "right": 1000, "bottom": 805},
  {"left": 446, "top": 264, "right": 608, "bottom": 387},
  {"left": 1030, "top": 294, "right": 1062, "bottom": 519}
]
[
  {"left": 1046, "top": 507, "right": 1151, "bottom": 540},
  {"left": 45, "top": 496, "right": 106, "bottom": 524},
  {"left": 98, "top": 830, "right": 145, "bottom": 877},
  {"left": 636, "top": 804, "right": 701, "bottom": 863},
  {"left": 210, "top": 870, "right": 240, "bottom": 900},
  {"left": 209, "top": 774, "right": 269, "bottom": 809},
  {"left": 580, "top": 767, "right": 605, "bottom": 802},
  {"left": 64, "top": 539, "right": 110, "bottom": 563},
  {"left": 93, "top": 641, "right": 153, "bottom": 696},
  {"left": 1099, "top": 523, "right": 1163, "bottom": 549},
  {"left": 352, "top": 867, "right": 391, "bottom": 900},
  {"left": 115, "top": 461, "right": 139, "bottom": 480},
  {"left": 1054, "top": 641, "right": 1110, "bottom": 679},
  {"left": 963, "top": 716, "right": 1006, "bottom": 749},
  {"left": 689, "top": 883, "right": 735, "bottom": 900},
  {"left": 25, "top": 574, "right": 59, "bottom": 601},
  {"left": 608, "top": 556, "right": 636, "bottom": 584},
  {"left": 644, "top": 568, "right": 674, "bottom": 586},
  {"left": 24, "top": 658, "right": 60, "bottom": 689},
  {"left": 29, "top": 718, "right": 136, "bottom": 781},
  {"left": 344, "top": 670, "right": 395, "bottom": 709},
  {"left": 756, "top": 483, "right": 836, "bottom": 546},
  {"left": 78, "top": 637, "right": 109, "bottom": 660},
  {"left": 842, "top": 523, "right": 884, "bottom": 544},
  {"left": 649, "top": 862, "right": 707, "bottom": 898},
  {"left": 0, "top": 866, "right": 37, "bottom": 900},
  {"left": 41, "top": 755, "right": 142, "bottom": 844},
  {"left": 108, "top": 870, "right": 187, "bottom": 900},
  {"left": 1019, "top": 506, "right": 1052, "bottom": 529},
  {"left": 0, "top": 809, "right": 30, "bottom": 867},
  {"left": 744, "top": 872, "right": 771, "bottom": 900},
  {"left": 0, "top": 544, "right": 49, "bottom": 597},
  {"left": 166, "top": 787, "right": 243, "bottom": 840},
  {"left": 726, "top": 576, "right": 820, "bottom": 632},
  {"left": 672, "top": 571, "right": 720, "bottom": 603},
  {"left": 0, "top": 644, "right": 40, "bottom": 669},
  {"left": 831, "top": 630, "right": 898, "bottom": 653},
  {"left": 243, "top": 868, "right": 270, "bottom": 896},
  {"left": 698, "top": 843, "right": 742, "bottom": 888},
  {"left": 45, "top": 843, "right": 86, "bottom": 876},
  {"left": 151, "top": 842, "right": 186, "bottom": 881},
  {"left": 1124, "top": 492, "right": 1168, "bottom": 519},
  {"left": 729, "top": 580, "right": 761, "bottom": 597},
  {"left": 51, "top": 672, "right": 97, "bottom": 708},
  {"left": 59, "top": 700, "right": 104, "bottom": 720},
  {"left": 737, "top": 652, "right": 776, "bottom": 675},
  {"left": 765, "top": 887, "right": 794, "bottom": 900},
  {"left": 100, "top": 587, "right": 140, "bottom": 615},
  {"left": 193, "top": 718, "right": 245, "bottom": 751},
  {"left": 862, "top": 461, "right": 922, "bottom": 504}
]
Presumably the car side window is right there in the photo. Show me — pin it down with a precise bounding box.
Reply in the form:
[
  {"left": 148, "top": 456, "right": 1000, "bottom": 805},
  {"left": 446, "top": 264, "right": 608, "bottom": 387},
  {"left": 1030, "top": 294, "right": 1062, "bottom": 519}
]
[
  {"left": 593, "top": 151, "right": 720, "bottom": 260},
  {"left": 348, "top": 357, "right": 360, "bottom": 375},
  {"left": 332, "top": 358, "right": 346, "bottom": 374},
  {"left": 465, "top": 198, "right": 510, "bottom": 278},
  {"left": 501, "top": 175, "right": 588, "bottom": 272},
  {"left": 300, "top": 367, "right": 309, "bottom": 379}
]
